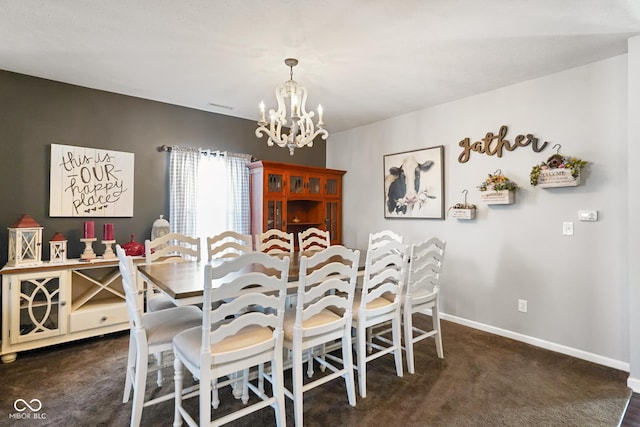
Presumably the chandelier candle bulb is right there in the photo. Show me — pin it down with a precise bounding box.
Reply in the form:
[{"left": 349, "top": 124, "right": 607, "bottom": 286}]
[
  {"left": 259, "top": 101, "right": 266, "bottom": 123},
  {"left": 318, "top": 105, "right": 324, "bottom": 126}
]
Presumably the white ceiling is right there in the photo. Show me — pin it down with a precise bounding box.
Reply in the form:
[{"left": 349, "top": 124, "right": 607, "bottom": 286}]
[{"left": 2, "top": 0, "right": 640, "bottom": 133}]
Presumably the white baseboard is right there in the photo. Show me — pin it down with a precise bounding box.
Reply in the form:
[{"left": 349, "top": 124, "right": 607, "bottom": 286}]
[
  {"left": 440, "top": 312, "right": 631, "bottom": 374},
  {"left": 627, "top": 376, "right": 640, "bottom": 393}
]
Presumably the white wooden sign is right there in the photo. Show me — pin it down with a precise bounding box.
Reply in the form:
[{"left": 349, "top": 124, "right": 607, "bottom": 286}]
[
  {"left": 480, "top": 189, "right": 515, "bottom": 205},
  {"left": 537, "top": 169, "right": 580, "bottom": 188},
  {"left": 49, "top": 144, "right": 134, "bottom": 217},
  {"left": 451, "top": 208, "right": 476, "bottom": 219}
]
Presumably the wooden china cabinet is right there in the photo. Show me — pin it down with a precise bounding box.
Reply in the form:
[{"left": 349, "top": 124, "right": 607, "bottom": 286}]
[{"left": 249, "top": 161, "right": 345, "bottom": 247}]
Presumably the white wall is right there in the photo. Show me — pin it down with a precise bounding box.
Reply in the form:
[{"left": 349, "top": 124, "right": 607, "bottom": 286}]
[
  {"left": 627, "top": 36, "right": 640, "bottom": 389},
  {"left": 328, "top": 55, "right": 630, "bottom": 369}
]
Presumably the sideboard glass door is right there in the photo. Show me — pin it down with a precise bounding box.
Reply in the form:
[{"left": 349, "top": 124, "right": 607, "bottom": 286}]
[{"left": 10, "top": 271, "right": 67, "bottom": 344}]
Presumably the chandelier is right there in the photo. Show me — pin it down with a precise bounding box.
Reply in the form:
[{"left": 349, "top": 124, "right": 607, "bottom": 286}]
[{"left": 256, "top": 58, "right": 328, "bottom": 155}]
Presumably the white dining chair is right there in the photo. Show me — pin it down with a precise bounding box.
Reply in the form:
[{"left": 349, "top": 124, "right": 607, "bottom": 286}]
[
  {"left": 282, "top": 245, "right": 360, "bottom": 427},
  {"left": 256, "top": 229, "right": 294, "bottom": 255},
  {"left": 116, "top": 245, "right": 202, "bottom": 427},
  {"left": 350, "top": 239, "right": 408, "bottom": 397},
  {"left": 143, "top": 232, "right": 201, "bottom": 312},
  {"left": 206, "top": 230, "right": 254, "bottom": 400},
  {"left": 206, "top": 230, "right": 253, "bottom": 261},
  {"left": 297, "top": 227, "right": 330, "bottom": 252},
  {"left": 368, "top": 229, "right": 403, "bottom": 251},
  {"left": 364, "top": 230, "right": 404, "bottom": 349},
  {"left": 403, "top": 237, "right": 446, "bottom": 373},
  {"left": 172, "top": 252, "right": 290, "bottom": 427}
]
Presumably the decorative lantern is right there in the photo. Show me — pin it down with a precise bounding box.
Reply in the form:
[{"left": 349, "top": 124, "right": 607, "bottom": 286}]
[
  {"left": 7, "top": 214, "right": 43, "bottom": 267},
  {"left": 151, "top": 215, "right": 171, "bottom": 249},
  {"left": 49, "top": 232, "right": 68, "bottom": 263}
]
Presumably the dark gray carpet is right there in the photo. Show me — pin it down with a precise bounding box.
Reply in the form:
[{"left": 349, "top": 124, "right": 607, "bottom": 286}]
[{"left": 0, "top": 317, "right": 631, "bottom": 426}]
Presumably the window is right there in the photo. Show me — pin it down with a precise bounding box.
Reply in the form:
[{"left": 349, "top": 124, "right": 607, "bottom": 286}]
[{"left": 169, "top": 148, "right": 251, "bottom": 259}]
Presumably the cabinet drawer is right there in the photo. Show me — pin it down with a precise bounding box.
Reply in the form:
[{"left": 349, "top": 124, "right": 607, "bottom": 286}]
[{"left": 69, "top": 302, "right": 128, "bottom": 333}]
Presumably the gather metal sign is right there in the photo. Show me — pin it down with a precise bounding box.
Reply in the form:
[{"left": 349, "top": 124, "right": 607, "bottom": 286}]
[{"left": 458, "top": 125, "right": 548, "bottom": 163}]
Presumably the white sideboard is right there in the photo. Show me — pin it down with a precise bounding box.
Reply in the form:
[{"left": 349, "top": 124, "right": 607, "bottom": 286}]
[{"left": 1, "top": 257, "right": 142, "bottom": 363}]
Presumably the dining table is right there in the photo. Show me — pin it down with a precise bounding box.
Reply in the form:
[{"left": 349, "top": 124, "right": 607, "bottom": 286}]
[{"left": 137, "top": 248, "right": 367, "bottom": 307}]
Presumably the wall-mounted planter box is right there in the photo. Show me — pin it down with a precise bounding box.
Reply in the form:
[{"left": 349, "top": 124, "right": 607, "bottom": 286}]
[
  {"left": 451, "top": 208, "right": 476, "bottom": 219},
  {"left": 537, "top": 168, "right": 580, "bottom": 188},
  {"left": 480, "top": 190, "right": 515, "bottom": 205}
]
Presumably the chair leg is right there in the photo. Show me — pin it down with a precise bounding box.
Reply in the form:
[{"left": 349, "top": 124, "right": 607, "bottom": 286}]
[
  {"left": 199, "top": 371, "right": 212, "bottom": 427},
  {"left": 258, "top": 363, "right": 265, "bottom": 394},
  {"left": 318, "top": 343, "right": 327, "bottom": 372},
  {"left": 433, "top": 305, "right": 444, "bottom": 359},
  {"left": 307, "top": 347, "right": 314, "bottom": 378},
  {"left": 155, "top": 352, "right": 163, "bottom": 387},
  {"left": 173, "top": 357, "right": 184, "bottom": 427},
  {"left": 123, "top": 337, "right": 136, "bottom": 403},
  {"left": 342, "top": 329, "right": 357, "bottom": 407},
  {"left": 211, "top": 377, "right": 220, "bottom": 409},
  {"left": 356, "top": 322, "right": 367, "bottom": 398},
  {"left": 293, "top": 345, "right": 305, "bottom": 427},
  {"left": 271, "top": 357, "right": 286, "bottom": 427},
  {"left": 392, "top": 311, "right": 404, "bottom": 377},
  {"left": 404, "top": 308, "right": 416, "bottom": 375},
  {"left": 241, "top": 368, "right": 250, "bottom": 404},
  {"left": 231, "top": 370, "right": 242, "bottom": 399},
  {"left": 130, "top": 349, "right": 148, "bottom": 427}
]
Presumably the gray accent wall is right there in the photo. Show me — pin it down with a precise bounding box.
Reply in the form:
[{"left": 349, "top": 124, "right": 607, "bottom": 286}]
[{"left": 0, "top": 70, "right": 326, "bottom": 264}]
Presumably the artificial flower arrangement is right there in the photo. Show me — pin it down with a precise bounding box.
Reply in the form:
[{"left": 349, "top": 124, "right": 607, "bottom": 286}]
[
  {"left": 478, "top": 170, "right": 517, "bottom": 204},
  {"left": 478, "top": 170, "right": 518, "bottom": 192},
  {"left": 530, "top": 153, "right": 587, "bottom": 187}
]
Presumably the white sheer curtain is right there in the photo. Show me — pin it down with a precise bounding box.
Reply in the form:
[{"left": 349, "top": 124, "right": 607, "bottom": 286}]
[
  {"left": 169, "top": 147, "right": 251, "bottom": 258},
  {"left": 169, "top": 147, "right": 199, "bottom": 237},
  {"left": 226, "top": 152, "right": 252, "bottom": 234}
]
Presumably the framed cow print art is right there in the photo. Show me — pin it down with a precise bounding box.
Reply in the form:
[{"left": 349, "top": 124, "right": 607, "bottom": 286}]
[{"left": 383, "top": 145, "right": 444, "bottom": 219}]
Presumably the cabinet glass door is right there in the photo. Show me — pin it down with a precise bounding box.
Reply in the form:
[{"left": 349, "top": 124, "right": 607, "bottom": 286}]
[
  {"left": 267, "top": 173, "right": 284, "bottom": 194},
  {"left": 308, "top": 176, "right": 321, "bottom": 195},
  {"left": 325, "top": 201, "right": 339, "bottom": 244},
  {"left": 289, "top": 174, "right": 305, "bottom": 194},
  {"left": 11, "top": 271, "right": 66, "bottom": 344},
  {"left": 325, "top": 177, "right": 339, "bottom": 196},
  {"left": 267, "top": 200, "right": 284, "bottom": 230}
]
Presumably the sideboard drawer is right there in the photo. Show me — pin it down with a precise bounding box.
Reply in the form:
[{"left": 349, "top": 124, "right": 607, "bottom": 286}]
[{"left": 69, "top": 302, "right": 128, "bottom": 333}]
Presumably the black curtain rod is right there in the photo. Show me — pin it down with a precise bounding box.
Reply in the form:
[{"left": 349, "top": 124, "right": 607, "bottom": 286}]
[{"left": 158, "top": 145, "right": 225, "bottom": 156}]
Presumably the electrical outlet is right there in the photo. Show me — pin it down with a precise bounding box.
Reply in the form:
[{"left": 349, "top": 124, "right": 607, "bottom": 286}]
[
  {"left": 518, "top": 299, "right": 528, "bottom": 313},
  {"left": 562, "top": 222, "right": 574, "bottom": 236}
]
